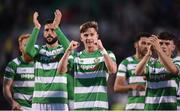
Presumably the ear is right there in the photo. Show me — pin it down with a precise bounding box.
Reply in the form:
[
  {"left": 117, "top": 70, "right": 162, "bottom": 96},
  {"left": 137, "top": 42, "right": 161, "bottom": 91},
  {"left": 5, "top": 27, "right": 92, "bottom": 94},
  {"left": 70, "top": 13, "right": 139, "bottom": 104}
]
[
  {"left": 19, "top": 45, "right": 23, "bottom": 53},
  {"left": 80, "top": 34, "right": 83, "bottom": 42},
  {"left": 172, "top": 44, "right": 175, "bottom": 51},
  {"left": 134, "top": 42, "right": 138, "bottom": 48},
  {"left": 97, "top": 34, "right": 99, "bottom": 39}
]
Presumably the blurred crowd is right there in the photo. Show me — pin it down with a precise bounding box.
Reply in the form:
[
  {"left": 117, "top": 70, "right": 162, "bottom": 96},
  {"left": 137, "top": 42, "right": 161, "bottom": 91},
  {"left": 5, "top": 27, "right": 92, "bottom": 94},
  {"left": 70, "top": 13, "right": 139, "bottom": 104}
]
[{"left": 0, "top": 0, "right": 180, "bottom": 109}]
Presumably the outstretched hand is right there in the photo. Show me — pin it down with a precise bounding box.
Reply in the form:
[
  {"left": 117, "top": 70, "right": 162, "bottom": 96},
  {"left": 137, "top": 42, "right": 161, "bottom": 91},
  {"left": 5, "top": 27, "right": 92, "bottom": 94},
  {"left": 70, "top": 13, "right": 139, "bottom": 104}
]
[
  {"left": 53, "top": 9, "right": 62, "bottom": 28},
  {"left": 33, "top": 12, "right": 41, "bottom": 29}
]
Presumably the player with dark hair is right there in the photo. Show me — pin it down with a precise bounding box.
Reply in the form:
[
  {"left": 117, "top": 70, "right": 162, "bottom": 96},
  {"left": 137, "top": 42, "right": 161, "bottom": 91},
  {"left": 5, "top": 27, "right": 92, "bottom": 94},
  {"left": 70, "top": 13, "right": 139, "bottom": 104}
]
[
  {"left": 114, "top": 32, "right": 151, "bottom": 110},
  {"left": 135, "top": 32, "right": 179, "bottom": 110},
  {"left": 25, "top": 9, "right": 70, "bottom": 110}
]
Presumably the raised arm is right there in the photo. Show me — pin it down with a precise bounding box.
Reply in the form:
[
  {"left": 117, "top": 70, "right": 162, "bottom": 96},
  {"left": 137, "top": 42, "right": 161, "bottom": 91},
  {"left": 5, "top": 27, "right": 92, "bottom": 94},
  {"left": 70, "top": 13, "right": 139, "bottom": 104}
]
[
  {"left": 53, "top": 9, "right": 70, "bottom": 50},
  {"left": 25, "top": 12, "right": 41, "bottom": 58},
  {"left": 58, "top": 41, "right": 79, "bottom": 74},
  {"left": 150, "top": 36, "right": 179, "bottom": 74},
  {"left": 135, "top": 45, "right": 152, "bottom": 76},
  {"left": 97, "top": 40, "right": 117, "bottom": 74}
]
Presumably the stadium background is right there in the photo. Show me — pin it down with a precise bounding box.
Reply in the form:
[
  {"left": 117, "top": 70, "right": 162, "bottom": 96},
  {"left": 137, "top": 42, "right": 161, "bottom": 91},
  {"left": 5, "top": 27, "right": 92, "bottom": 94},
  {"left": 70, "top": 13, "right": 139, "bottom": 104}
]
[{"left": 0, "top": 0, "right": 180, "bottom": 110}]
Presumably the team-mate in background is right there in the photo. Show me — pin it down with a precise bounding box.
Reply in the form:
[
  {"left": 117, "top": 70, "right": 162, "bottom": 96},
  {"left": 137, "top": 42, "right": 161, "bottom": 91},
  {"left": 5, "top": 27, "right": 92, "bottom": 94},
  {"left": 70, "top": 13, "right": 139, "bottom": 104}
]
[
  {"left": 3, "top": 34, "right": 34, "bottom": 110},
  {"left": 135, "top": 32, "right": 179, "bottom": 110},
  {"left": 174, "top": 38, "right": 180, "bottom": 109},
  {"left": 58, "top": 21, "right": 117, "bottom": 110},
  {"left": 114, "top": 32, "right": 151, "bottom": 110},
  {"left": 25, "top": 9, "right": 70, "bottom": 110}
]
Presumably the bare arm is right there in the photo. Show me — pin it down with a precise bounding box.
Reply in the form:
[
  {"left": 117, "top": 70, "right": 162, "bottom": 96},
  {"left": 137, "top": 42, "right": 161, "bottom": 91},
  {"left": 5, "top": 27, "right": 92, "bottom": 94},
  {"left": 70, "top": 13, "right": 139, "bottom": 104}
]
[
  {"left": 114, "top": 76, "right": 145, "bottom": 93},
  {"left": 58, "top": 41, "right": 79, "bottom": 74},
  {"left": 53, "top": 9, "right": 70, "bottom": 50},
  {"left": 150, "top": 36, "right": 179, "bottom": 74},
  {"left": 135, "top": 45, "right": 151, "bottom": 76},
  {"left": 97, "top": 40, "right": 117, "bottom": 74},
  {"left": 25, "top": 12, "right": 40, "bottom": 58},
  {"left": 3, "top": 79, "right": 21, "bottom": 110}
]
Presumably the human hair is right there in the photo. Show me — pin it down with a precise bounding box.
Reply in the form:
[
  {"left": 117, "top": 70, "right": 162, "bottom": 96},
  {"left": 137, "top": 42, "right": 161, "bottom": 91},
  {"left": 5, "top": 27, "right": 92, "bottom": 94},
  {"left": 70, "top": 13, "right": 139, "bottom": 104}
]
[
  {"left": 134, "top": 32, "right": 151, "bottom": 43},
  {"left": 175, "top": 37, "right": 180, "bottom": 52},
  {"left": 44, "top": 19, "right": 54, "bottom": 25},
  {"left": 80, "top": 21, "right": 98, "bottom": 33},
  {"left": 158, "top": 32, "right": 176, "bottom": 41},
  {"left": 18, "top": 33, "right": 30, "bottom": 45}
]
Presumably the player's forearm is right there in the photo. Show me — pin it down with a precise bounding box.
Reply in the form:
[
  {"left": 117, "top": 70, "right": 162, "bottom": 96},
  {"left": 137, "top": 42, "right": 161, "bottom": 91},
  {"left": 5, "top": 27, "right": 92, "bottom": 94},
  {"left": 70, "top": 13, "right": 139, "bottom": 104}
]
[
  {"left": 114, "top": 85, "right": 132, "bottom": 93},
  {"left": 157, "top": 50, "right": 179, "bottom": 74},
  {"left": 55, "top": 27, "right": 70, "bottom": 50},
  {"left": 58, "top": 49, "right": 71, "bottom": 74},
  {"left": 103, "top": 54, "right": 117, "bottom": 74},
  {"left": 135, "top": 55, "right": 150, "bottom": 75},
  {"left": 3, "top": 85, "right": 14, "bottom": 105},
  {"left": 25, "top": 27, "right": 39, "bottom": 57}
]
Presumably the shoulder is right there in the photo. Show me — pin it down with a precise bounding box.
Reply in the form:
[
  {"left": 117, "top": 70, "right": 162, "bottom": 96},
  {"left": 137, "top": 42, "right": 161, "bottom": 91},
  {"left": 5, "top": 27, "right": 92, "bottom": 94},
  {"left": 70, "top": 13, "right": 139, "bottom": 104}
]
[{"left": 120, "top": 56, "right": 133, "bottom": 64}]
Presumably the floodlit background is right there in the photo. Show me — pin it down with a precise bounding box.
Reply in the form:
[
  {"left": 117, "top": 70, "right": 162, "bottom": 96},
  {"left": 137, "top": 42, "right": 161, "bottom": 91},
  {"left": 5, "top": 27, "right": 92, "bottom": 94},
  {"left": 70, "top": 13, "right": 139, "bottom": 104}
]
[{"left": 0, "top": 0, "right": 180, "bottom": 110}]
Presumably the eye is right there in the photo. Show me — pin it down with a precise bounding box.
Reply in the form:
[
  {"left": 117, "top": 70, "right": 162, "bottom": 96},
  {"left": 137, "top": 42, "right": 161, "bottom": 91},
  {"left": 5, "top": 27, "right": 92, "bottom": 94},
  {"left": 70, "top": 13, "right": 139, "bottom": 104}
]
[
  {"left": 141, "top": 41, "right": 146, "bottom": 45},
  {"left": 90, "top": 33, "right": 94, "bottom": 36},
  {"left": 45, "top": 29, "right": 49, "bottom": 31},
  {"left": 84, "top": 34, "right": 88, "bottom": 37},
  {"left": 165, "top": 43, "right": 170, "bottom": 45},
  {"left": 159, "top": 42, "right": 163, "bottom": 45},
  {"left": 51, "top": 28, "right": 54, "bottom": 31}
]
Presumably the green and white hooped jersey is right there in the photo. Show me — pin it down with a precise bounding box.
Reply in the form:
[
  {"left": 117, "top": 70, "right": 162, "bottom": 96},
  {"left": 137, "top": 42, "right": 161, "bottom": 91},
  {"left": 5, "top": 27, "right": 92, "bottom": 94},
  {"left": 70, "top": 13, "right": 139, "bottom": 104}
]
[
  {"left": 117, "top": 56, "right": 146, "bottom": 110},
  {"left": 32, "top": 45, "right": 68, "bottom": 108},
  {"left": 4, "top": 56, "right": 34, "bottom": 109},
  {"left": 173, "top": 56, "right": 180, "bottom": 109},
  {"left": 68, "top": 50, "right": 116, "bottom": 110},
  {"left": 145, "top": 58, "right": 178, "bottom": 110}
]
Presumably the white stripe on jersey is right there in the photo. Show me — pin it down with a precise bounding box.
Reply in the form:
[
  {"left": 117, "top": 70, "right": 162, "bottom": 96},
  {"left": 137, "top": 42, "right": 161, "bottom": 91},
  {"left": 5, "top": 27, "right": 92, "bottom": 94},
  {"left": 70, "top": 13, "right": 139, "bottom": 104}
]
[
  {"left": 74, "top": 101, "right": 108, "bottom": 109},
  {"left": 35, "top": 76, "right": 67, "bottom": 84},
  {"left": 14, "top": 81, "right": 34, "bottom": 87},
  {"left": 33, "top": 91, "right": 68, "bottom": 98},
  {"left": 36, "top": 62, "right": 58, "bottom": 70},
  {"left": 147, "top": 80, "right": 177, "bottom": 89},
  {"left": 75, "top": 86, "right": 107, "bottom": 94},
  {"left": 146, "top": 96, "right": 176, "bottom": 104}
]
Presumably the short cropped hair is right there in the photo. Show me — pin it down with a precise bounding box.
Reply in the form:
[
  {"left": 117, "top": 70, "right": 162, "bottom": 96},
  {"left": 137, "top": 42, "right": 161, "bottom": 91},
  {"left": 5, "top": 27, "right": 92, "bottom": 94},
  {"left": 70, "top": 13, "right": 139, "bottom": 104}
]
[
  {"left": 80, "top": 21, "right": 98, "bottom": 33},
  {"left": 158, "top": 32, "right": 176, "bottom": 41},
  {"left": 175, "top": 37, "right": 180, "bottom": 52},
  {"left": 134, "top": 32, "right": 151, "bottom": 43},
  {"left": 44, "top": 19, "right": 54, "bottom": 25}
]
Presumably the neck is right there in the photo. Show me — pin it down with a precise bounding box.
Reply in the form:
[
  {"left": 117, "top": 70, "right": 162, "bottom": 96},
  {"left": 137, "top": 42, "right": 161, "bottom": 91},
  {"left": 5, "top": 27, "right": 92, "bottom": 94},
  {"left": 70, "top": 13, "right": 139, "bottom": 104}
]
[
  {"left": 46, "top": 41, "right": 58, "bottom": 48},
  {"left": 22, "top": 53, "right": 32, "bottom": 63},
  {"left": 135, "top": 51, "right": 143, "bottom": 61}
]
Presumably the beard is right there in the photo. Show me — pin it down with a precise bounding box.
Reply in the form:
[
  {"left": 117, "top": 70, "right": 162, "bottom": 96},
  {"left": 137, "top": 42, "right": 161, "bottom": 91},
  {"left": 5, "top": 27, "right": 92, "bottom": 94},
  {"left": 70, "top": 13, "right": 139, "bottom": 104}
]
[{"left": 45, "top": 35, "right": 58, "bottom": 45}]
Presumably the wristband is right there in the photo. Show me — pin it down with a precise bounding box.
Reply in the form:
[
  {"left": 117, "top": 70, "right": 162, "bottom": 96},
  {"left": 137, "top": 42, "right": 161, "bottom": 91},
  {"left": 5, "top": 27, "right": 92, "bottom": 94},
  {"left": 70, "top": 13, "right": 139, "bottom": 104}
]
[{"left": 100, "top": 49, "right": 108, "bottom": 55}]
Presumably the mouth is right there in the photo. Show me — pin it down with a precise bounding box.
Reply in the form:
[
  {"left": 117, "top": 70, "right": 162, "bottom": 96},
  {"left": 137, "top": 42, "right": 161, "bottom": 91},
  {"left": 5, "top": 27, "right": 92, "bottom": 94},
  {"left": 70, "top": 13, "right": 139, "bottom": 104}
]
[{"left": 46, "top": 36, "right": 53, "bottom": 41}]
